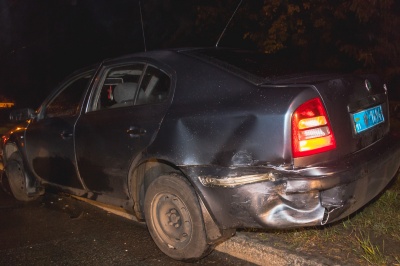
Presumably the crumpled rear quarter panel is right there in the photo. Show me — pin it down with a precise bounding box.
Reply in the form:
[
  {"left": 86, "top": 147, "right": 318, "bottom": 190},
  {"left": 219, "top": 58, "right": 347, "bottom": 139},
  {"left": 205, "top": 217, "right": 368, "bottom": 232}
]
[{"left": 146, "top": 53, "right": 316, "bottom": 168}]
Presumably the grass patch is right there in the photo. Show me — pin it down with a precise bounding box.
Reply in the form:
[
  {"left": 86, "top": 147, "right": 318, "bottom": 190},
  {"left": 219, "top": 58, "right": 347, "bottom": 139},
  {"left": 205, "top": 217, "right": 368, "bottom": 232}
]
[
  {"left": 349, "top": 185, "right": 400, "bottom": 239},
  {"left": 355, "top": 232, "right": 387, "bottom": 265}
]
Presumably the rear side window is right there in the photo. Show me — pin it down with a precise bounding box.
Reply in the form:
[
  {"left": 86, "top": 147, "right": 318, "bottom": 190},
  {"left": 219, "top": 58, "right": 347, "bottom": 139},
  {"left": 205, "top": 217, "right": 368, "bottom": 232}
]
[
  {"left": 92, "top": 63, "right": 171, "bottom": 111},
  {"left": 136, "top": 66, "right": 170, "bottom": 105},
  {"left": 46, "top": 72, "right": 93, "bottom": 117}
]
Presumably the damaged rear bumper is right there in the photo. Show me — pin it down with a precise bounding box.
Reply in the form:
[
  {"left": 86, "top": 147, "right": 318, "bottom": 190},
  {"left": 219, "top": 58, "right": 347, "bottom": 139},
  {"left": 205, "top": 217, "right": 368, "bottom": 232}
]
[{"left": 182, "top": 133, "right": 400, "bottom": 229}]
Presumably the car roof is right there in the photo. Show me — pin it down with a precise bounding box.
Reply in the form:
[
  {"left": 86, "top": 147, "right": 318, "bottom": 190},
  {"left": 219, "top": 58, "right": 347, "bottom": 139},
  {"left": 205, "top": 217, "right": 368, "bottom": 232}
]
[
  {"left": 101, "top": 48, "right": 268, "bottom": 84},
  {"left": 100, "top": 47, "right": 340, "bottom": 85}
]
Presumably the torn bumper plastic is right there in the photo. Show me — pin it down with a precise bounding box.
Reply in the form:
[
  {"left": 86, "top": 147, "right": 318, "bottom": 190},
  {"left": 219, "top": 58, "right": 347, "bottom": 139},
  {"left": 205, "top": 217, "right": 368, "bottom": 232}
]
[{"left": 182, "top": 133, "right": 400, "bottom": 229}]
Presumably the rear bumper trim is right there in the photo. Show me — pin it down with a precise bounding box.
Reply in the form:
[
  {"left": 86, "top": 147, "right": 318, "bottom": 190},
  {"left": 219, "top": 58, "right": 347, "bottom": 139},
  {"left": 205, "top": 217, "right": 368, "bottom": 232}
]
[{"left": 183, "top": 133, "right": 400, "bottom": 229}]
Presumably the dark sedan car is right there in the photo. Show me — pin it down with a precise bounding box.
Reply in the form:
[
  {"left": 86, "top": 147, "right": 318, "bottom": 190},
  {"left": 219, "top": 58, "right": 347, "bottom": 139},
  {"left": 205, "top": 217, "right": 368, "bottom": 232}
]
[{"left": 2, "top": 48, "right": 400, "bottom": 261}]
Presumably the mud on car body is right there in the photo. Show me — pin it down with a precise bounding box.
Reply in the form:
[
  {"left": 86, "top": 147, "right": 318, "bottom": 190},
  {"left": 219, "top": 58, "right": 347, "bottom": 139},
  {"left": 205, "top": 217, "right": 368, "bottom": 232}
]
[{"left": 2, "top": 48, "right": 400, "bottom": 261}]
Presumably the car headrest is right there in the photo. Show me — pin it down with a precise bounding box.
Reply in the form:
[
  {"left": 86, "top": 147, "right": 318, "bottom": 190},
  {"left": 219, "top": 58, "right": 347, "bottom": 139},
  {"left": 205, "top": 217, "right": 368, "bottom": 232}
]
[{"left": 113, "top": 82, "right": 138, "bottom": 103}]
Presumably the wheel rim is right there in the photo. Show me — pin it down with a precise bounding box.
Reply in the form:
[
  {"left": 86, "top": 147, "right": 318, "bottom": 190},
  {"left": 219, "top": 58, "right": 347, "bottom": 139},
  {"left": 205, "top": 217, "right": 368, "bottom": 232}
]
[
  {"left": 151, "top": 192, "right": 193, "bottom": 250},
  {"left": 8, "top": 161, "right": 26, "bottom": 195}
]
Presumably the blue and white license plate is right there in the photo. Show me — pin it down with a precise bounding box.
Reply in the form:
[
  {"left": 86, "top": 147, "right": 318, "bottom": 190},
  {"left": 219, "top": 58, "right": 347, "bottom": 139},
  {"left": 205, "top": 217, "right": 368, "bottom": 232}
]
[{"left": 352, "top": 105, "right": 384, "bottom": 134}]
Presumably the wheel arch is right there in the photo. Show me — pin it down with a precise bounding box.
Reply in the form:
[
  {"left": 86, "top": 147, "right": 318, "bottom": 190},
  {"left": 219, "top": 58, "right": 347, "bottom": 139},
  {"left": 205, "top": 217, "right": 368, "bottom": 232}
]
[
  {"left": 128, "top": 158, "right": 181, "bottom": 220},
  {"left": 128, "top": 158, "right": 235, "bottom": 245},
  {"left": 3, "top": 142, "right": 44, "bottom": 200},
  {"left": 4, "top": 142, "right": 19, "bottom": 164},
  {"left": 3, "top": 124, "right": 31, "bottom": 164}
]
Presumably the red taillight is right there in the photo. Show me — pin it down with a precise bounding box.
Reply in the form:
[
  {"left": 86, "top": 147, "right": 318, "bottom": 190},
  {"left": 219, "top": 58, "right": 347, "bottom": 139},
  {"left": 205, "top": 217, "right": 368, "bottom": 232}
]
[{"left": 292, "top": 98, "right": 336, "bottom": 157}]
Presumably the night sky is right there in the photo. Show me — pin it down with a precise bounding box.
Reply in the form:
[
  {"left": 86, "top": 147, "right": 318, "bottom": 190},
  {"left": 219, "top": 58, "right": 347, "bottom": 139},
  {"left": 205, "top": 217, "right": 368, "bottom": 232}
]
[
  {"left": 1, "top": 0, "right": 399, "bottom": 108},
  {"left": 0, "top": 0, "right": 242, "bottom": 108}
]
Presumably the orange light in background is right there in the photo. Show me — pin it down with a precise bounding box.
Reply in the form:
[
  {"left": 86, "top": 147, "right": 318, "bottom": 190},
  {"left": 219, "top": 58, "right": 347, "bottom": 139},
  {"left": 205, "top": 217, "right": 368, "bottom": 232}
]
[{"left": 0, "top": 102, "right": 15, "bottom": 108}]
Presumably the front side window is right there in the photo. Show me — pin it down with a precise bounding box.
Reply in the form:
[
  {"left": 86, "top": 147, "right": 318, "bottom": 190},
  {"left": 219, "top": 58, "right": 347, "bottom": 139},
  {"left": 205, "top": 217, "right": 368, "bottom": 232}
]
[{"left": 46, "top": 72, "right": 93, "bottom": 118}]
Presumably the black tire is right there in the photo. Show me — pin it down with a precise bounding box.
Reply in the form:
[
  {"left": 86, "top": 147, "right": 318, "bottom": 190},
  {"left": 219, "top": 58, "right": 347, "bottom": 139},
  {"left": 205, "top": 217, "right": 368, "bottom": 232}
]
[
  {"left": 144, "top": 174, "right": 211, "bottom": 261},
  {"left": 0, "top": 171, "right": 12, "bottom": 196},
  {"left": 5, "top": 151, "right": 39, "bottom": 201}
]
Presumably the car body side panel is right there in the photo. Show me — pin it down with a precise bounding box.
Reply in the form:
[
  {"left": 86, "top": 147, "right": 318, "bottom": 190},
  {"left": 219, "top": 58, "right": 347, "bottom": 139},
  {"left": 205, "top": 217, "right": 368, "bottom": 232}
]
[
  {"left": 145, "top": 53, "right": 318, "bottom": 168},
  {"left": 134, "top": 51, "right": 399, "bottom": 230}
]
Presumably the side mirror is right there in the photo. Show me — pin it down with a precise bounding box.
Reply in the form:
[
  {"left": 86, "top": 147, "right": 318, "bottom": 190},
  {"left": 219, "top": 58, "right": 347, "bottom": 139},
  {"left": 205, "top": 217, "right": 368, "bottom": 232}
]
[{"left": 9, "top": 108, "right": 36, "bottom": 122}]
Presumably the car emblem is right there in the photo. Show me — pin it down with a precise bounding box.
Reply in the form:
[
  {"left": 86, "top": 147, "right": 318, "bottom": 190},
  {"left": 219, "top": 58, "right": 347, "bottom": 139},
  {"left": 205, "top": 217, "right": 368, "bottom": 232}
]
[
  {"left": 365, "top": 79, "right": 372, "bottom": 92},
  {"left": 383, "top": 84, "right": 388, "bottom": 94}
]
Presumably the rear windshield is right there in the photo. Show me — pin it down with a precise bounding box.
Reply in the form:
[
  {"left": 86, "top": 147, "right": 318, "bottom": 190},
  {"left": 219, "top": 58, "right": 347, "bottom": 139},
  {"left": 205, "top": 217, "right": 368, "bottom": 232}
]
[{"left": 184, "top": 48, "right": 328, "bottom": 82}]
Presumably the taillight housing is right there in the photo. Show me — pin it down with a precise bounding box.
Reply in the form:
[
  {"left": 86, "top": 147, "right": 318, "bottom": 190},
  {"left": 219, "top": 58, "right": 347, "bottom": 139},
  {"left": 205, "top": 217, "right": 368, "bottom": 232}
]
[{"left": 292, "top": 98, "right": 336, "bottom": 157}]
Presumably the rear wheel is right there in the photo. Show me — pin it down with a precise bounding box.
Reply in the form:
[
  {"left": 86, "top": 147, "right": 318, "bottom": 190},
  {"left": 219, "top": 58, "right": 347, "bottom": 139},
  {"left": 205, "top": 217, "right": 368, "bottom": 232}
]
[
  {"left": 144, "top": 174, "right": 211, "bottom": 261},
  {"left": 6, "top": 151, "right": 40, "bottom": 201}
]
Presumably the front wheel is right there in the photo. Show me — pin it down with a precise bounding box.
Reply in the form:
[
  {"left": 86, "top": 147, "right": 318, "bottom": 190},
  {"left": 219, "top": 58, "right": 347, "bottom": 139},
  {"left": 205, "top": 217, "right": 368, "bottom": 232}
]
[
  {"left": 144, "top": 174, "right": 211, "bottom": 261},
  {"left": 5, "top": 151, "right": 40, "bottom": 201}
]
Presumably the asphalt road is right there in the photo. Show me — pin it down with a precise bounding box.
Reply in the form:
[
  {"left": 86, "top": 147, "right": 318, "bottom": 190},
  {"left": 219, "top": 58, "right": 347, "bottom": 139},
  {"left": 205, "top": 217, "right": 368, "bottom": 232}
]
[{"left": 0, "top": 185, "right": 254, "bottom": 266}]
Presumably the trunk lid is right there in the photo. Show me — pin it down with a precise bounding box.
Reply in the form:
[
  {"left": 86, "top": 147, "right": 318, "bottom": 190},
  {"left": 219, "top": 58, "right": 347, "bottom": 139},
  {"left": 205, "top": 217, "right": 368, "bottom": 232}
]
[{"left": 276, "top": 73, "right": 389, "bottom": 166}]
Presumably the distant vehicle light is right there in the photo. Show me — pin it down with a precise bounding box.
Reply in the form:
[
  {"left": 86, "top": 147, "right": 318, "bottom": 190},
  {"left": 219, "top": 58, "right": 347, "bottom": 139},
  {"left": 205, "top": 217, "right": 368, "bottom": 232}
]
[{"left": 0, "top": 102, "right": 14, "bottom": 108}]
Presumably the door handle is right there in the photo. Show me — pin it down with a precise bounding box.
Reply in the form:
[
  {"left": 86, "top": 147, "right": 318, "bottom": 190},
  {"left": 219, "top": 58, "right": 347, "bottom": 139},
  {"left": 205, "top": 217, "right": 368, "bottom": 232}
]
[
  {"left": 60, "top": 130, "right": 73, "bottom": 139},
  {"left": 126, "top": 126, "right": 146, "bottom": 138}
]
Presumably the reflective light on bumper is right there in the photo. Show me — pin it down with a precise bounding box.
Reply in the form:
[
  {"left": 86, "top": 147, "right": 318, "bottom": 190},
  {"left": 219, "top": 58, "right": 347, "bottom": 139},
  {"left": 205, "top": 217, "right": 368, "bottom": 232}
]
[{"left": 198, "top": 173, "right": 276, "bottom": 187}]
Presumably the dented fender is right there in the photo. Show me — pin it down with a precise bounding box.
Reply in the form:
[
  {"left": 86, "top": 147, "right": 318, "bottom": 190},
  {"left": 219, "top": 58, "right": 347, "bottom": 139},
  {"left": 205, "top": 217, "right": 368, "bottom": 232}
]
[{"left": 179, "top": 133, "right": 400, "bottom": 229}]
